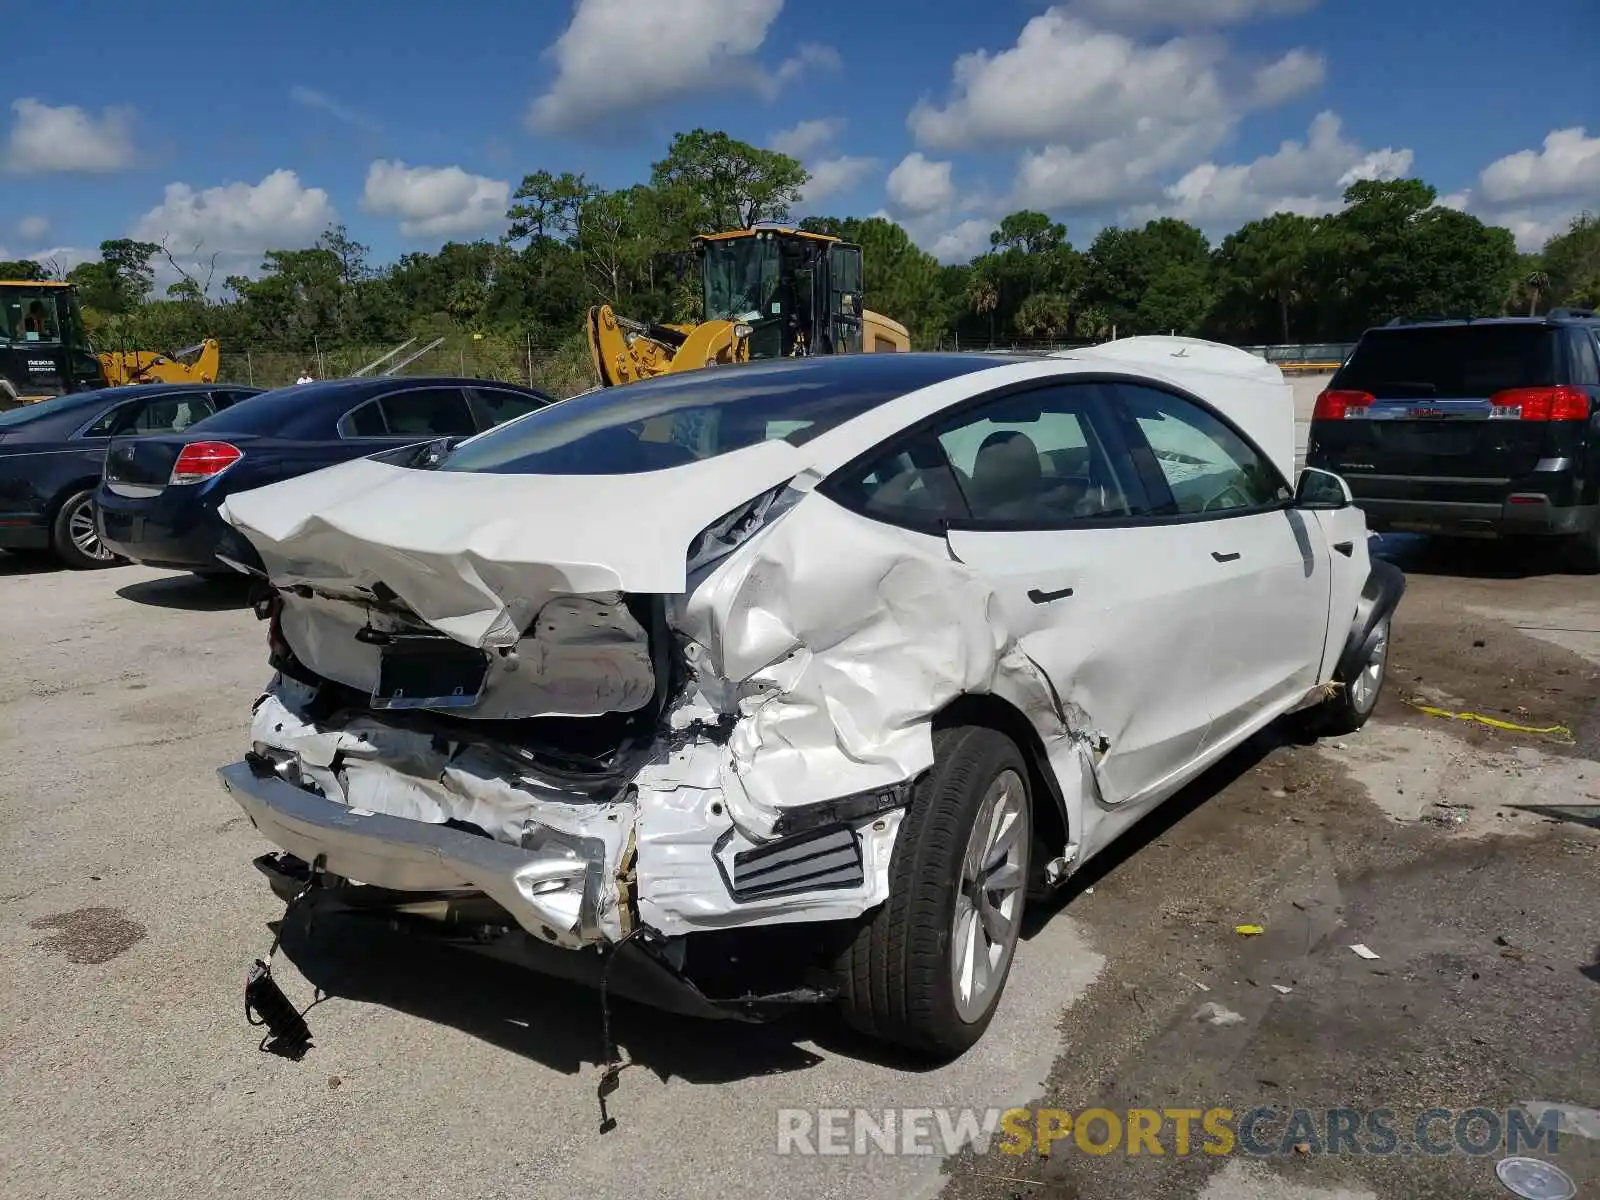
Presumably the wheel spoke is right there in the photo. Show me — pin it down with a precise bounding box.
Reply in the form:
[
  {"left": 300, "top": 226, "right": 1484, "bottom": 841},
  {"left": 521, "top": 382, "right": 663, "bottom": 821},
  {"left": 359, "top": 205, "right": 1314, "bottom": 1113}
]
[
  {"left": 983, "top": 807, "right": 1022, "bottom": 870},
  {"left": 985, "top": 861, "right": 1024, "bottom": 894},
  {"left": 958, "top": 904, "right": 979, "bottom": 1004},
  {"left": 977, "top": 893, "right": 1009, "bottom": 944}
]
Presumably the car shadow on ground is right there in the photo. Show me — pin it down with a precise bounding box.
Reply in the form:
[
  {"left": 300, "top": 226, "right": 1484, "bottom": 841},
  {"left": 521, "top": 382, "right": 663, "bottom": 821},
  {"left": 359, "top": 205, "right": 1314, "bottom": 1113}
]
[
  {"left": 1372, "top": 531, "right": 1577, "bottom": 580},
  {"left": 274, "top": 906, "right": 832, "bottom": 1085},
  {"left": 1020, "top": 721, "right": 1297, "bottom": 938},
  {"left": 116, "top": 572, "right": 252, "bottom": 610},
  {"left": 0, "top": 550, "right": 62, "bottom": 577}
]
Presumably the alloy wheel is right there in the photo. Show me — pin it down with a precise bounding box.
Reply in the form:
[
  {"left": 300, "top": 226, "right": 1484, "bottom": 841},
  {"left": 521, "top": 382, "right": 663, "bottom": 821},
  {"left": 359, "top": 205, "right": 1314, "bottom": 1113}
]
[{"left": 951, "top": 767, "right": 1030, "bottom": 1023}]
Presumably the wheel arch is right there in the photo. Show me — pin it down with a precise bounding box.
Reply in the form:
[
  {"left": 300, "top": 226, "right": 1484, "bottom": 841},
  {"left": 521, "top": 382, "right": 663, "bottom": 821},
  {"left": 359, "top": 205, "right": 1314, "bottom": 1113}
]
[
  {"left": 933, "top": 692, "right": 1070, "bottom": 886},
  {"left": 1334, "top": 558, "right": 1405, "bottom": 684}
]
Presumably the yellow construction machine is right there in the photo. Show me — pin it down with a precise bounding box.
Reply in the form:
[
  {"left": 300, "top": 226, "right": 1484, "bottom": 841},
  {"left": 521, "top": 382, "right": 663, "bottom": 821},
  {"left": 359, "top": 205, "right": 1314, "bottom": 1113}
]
[
  {"left": 0, "top": 279, "right": 220, "bottom": 408},
  {"left": 586, "top": 227, "right": 910, "bottom": 387}
]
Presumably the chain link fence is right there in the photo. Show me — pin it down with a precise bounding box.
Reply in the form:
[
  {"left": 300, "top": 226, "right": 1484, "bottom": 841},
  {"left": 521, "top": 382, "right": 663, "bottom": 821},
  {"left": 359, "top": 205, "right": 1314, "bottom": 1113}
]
[{"left": 211, "top": 333, "right": 1354, "bottom": 396}]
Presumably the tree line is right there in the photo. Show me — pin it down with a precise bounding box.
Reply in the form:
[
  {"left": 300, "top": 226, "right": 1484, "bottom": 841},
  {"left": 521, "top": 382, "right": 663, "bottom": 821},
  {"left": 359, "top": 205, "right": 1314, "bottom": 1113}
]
[{"left": 3, "top": 128, "right": 1596, "bottom": 391}]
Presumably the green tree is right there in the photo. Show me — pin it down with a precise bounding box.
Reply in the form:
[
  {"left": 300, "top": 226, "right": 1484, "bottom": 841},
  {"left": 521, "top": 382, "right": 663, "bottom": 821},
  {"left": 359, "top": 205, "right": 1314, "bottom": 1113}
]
[
  {"left": 1084, "top": 219, "right": 1211, "bottom": 335},
  {"left": 1542, "top": 212, "right": 1600, "bottom": 309},
  {"left": 650, "top": 129, "right": 808, "bottom": 232},
  {"left": 0, "top": 260, "right": 47, "bottom": 281},
  {"left": 1211, "top": 212, "right": 1317, "bottom": 342},
  {"left": 66, "top": 238, "right": 162, "bottom": 314}
]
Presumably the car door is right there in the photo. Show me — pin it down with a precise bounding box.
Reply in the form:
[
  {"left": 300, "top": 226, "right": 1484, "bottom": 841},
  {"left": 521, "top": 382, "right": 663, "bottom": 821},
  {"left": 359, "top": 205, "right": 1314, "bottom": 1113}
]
[
  {"left": 1110, "top": 381, "right": 1332, "bottom": 754},
  {"left": 925, "top": 380, "right": 1221, "bottom": 821}
]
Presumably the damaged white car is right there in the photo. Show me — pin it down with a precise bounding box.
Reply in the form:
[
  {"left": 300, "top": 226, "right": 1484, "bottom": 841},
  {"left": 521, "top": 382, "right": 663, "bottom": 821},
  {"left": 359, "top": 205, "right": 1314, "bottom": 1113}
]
[{"left": 218, "top": 338, "right": 1403, "bottom": 1057}]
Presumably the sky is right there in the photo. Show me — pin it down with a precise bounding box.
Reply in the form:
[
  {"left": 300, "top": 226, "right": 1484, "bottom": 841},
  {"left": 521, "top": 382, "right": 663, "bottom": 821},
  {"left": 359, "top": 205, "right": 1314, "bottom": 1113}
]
[{"left": 1, "top": 0, "right": 1595, "bottom": 292}]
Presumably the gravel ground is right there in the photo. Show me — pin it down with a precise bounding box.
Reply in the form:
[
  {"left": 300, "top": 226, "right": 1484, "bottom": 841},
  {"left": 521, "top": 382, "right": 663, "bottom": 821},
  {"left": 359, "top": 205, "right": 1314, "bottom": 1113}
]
[{"left": 1, "top": 519, "right": 1596, "bottom": 1200}]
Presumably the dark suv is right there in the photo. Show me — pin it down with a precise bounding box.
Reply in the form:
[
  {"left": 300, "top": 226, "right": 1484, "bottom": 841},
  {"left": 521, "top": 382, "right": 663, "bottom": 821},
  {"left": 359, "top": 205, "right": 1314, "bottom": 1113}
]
[{"left": 1306, "top": 308, "right": 1600, "bottom": 568}]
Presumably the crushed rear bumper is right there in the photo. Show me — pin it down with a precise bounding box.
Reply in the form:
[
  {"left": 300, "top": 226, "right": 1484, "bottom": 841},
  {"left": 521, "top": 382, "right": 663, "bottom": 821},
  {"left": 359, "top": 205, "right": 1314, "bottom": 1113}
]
[{"left": 219, "top": 758, "right": 614, "bottom": 949}]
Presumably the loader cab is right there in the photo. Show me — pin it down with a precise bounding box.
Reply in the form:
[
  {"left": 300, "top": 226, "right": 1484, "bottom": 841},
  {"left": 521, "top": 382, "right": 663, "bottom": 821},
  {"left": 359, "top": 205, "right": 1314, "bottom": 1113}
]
[
  {"left": 696, "top": 229, "right": 865, "bottom": 360},
  {"left": 0, "top": 281, "right": 103, "bottom": 409}
]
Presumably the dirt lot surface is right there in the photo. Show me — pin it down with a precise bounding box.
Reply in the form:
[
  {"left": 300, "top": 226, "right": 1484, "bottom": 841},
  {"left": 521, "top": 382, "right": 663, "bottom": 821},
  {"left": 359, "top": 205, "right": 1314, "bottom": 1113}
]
[{"left": 1, "top": 532, "right": 1596, "bottom": 1200}]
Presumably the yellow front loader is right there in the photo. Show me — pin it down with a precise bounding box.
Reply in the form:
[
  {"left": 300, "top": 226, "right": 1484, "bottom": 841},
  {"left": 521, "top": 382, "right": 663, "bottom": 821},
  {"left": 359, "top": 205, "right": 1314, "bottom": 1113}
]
[
  {"left": 98, "top": 338, "right": 221, "bottom": 387},
  {"left": 586, "top": 227, "right": 910, "bottom": 387}
]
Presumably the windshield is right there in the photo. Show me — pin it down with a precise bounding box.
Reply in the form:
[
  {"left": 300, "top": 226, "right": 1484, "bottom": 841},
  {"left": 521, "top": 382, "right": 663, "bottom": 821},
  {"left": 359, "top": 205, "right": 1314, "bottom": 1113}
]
[
  {"left": 702, "top": 236, "right": 781, "bottom": 321},
  {"left": 438, "top": 356, "right": 997, "bottom": 476},
  {"left": 0, "top": 286, "right": 64, "bottom": 346}
]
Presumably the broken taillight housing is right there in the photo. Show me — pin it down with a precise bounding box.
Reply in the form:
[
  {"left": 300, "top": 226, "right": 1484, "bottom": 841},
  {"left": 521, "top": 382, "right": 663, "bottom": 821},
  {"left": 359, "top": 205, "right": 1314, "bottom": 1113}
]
[
  {"left": 685, "top": 480, "right": 800, "bottom": 579},
  {"left": 170, "top": 440, "right": 243, "bottom": 485},
  {"left": 1312, "top": 389, "right": 1376, "bottom": 420},
  {"left": 1486, "top": 386, "right": 1591, "bottom": 421}
]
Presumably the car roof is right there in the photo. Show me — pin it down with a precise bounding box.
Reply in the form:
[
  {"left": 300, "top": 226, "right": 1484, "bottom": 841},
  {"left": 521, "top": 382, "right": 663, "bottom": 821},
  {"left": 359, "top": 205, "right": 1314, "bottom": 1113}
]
[
  {"left": 92, "top": 381, "right": 254, "bottom": 401},
  {"left": 1371, "top": 309, "right": 1600, "bottom": 333}
]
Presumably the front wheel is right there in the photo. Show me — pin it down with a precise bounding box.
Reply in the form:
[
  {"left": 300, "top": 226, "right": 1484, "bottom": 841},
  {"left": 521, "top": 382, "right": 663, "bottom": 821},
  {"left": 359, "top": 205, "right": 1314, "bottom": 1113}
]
[
  {"left": 52, "top": 489, "right": 121, "bottom": 570},
  {"left": 835, "top": 725, "right": 1032, "bottom": 1058},
  {"left": 1316, "top": 614, "right": 1390, "bottom": 736}
]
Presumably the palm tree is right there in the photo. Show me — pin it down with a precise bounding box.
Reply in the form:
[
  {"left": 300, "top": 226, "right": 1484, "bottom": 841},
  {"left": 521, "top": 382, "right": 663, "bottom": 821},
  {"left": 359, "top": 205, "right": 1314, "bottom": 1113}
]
[
  {"left": 967, "top": 268, "right": 999, "bottom": 346},
  {"left": 1524, "top": 270, "right": 1550, "bottom": 316}
]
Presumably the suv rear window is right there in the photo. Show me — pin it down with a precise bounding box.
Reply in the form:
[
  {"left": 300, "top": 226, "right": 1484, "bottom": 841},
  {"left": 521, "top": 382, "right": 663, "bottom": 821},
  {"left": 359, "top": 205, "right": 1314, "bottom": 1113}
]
[{"left": 1334, "top": 325, "right": 1558, "bottom": 399}]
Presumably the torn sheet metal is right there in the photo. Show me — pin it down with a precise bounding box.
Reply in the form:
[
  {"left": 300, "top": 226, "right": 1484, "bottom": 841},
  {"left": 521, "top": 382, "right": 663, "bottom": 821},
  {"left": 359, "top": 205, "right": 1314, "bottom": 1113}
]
[{"left": 218, "top": 440, "right": 805, "bottom": 649}]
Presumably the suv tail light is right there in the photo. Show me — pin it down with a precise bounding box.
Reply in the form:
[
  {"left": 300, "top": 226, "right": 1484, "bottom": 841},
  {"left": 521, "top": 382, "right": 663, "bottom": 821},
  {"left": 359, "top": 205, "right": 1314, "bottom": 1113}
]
[
  {"left": 170, "top": 440, "right": 243, "bottom": 485},
  {"left": 1487, "top": 386, "right": 1591, "bottom": 421},
  {"left": 1313, "top": 389, "right": 1375, "bottom": 420}
]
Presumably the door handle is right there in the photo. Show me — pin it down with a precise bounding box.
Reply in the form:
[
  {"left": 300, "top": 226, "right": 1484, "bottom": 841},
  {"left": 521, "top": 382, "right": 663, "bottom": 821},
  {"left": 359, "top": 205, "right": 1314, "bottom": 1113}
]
[
  {"left": 1027, "top": 585, "right": 1075, "bottom": 604},
  {"left": 1211, "top": 551, "right": 1241, "bottom": 563},
  {"left": 1333, "top": 540, "right": 1354, "bottom": 556}
]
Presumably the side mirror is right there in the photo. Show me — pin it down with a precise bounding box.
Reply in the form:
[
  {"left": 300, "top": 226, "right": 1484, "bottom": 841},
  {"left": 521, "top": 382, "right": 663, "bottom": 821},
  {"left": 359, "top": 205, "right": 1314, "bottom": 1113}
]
[{"left": 1294, "top": 466, "right": 1353, "bottom": 509}]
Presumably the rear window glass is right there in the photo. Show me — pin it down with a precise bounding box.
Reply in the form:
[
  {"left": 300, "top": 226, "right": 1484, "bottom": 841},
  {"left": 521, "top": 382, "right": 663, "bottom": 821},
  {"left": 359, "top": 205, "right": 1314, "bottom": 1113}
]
[
  {"left": 187, "top": 383, "right": 343, "bottom": 435},
  {"left": 1335, "top": 325, "right": 1557, "bottom": 399},
  {"left": 438, "top": 357, "right": 994, "bottom": 476}
]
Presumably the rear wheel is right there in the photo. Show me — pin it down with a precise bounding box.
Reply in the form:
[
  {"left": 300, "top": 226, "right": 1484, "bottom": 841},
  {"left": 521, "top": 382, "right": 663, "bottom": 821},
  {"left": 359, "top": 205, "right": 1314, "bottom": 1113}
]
[
  {"left": 835, "top": 725, "right": 1032, "bottom": 1058},
  {"left": 1562, "top": 526, "right": 1600, "bottom": 575},
  {"left": 51, "top": 489, "right": 120, "bottom": 570}
]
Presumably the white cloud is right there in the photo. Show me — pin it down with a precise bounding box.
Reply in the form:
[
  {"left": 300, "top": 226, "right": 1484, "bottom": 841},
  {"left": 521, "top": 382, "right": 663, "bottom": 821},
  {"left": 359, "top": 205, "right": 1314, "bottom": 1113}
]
[
  {"left": 1250, "top": 47, "right": 1325, "bottom": 107},
  {"left": 362, "top": 160, "right": 510, "bottom": 237},
  {"left": 1478, "top": 127, "right": 1600, "bottom": 207},
  {"left": 4, "top": 98, "right": 133, "bottom": 173},
  {"left": 930, "top": 218, "right": 996, "bottom": 263},
  {"left": 887, "top": 152, "right": 957, "bottom": 214},
  {"left": 1064, "top": 0, "right": 1318, "bottom": 26},
  {"left": 16, "top": 216, "right": 49, "bottom": 241},
  {"left": 799, "top": 156, "right": 878, "bottom": 205},
  {"left": 1130, "top": 111, "right": 1413, "bottom": 228},
  {"left": 289, "top": 85, "right": 380, "bottom": 133},
  {"left": 131, "top": 169, "right": 336, "bottom": 257},
  {"left": 759, "top": 43, "right": 843, "bottom": 99},
  {"left": 529, "top": 0, "right": 836, "bottom": 131},
  {"left": 1440, "top": 128, "right": 1600, "bottom": 252},
  {"left": 908, "top": 11, "right": 1317, "bottom": 154},
  {"left": 769, "top": 117, "right": 844, "bottom": 160},
  {"left": 20, "top": 246, "right": 95, "bottom": 276},
  {"left": 1012, "top": 121, "right": 1228, "bottom": 211}
]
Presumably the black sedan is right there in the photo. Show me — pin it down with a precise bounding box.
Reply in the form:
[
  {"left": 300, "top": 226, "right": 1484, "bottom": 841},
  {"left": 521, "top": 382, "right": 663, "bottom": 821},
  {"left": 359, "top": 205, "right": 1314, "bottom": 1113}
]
[
  {"left": 0, "top": 382, "right": 263, "bottom": 568},
  {"left": 97, "top": 376, "right": 555, "bottom": 575}
]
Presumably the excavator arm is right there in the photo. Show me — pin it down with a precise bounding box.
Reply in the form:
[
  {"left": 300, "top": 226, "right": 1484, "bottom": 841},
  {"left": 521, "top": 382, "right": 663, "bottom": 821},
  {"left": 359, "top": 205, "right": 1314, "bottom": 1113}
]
[
  {"left": 98, "top": 338, "right": 220, "bottom": 387},
  {"left": 586, "top": 305, "right": 748, "bottom": 387}
]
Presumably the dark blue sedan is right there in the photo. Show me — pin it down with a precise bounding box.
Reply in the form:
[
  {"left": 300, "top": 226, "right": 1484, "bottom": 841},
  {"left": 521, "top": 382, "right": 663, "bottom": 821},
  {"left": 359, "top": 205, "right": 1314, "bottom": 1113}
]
[
  {"left": 0, "top": 382, "right": 263, "bottom": 568},
  {"left": 97, "top": 376, "right": 555, "bottom": 575}
]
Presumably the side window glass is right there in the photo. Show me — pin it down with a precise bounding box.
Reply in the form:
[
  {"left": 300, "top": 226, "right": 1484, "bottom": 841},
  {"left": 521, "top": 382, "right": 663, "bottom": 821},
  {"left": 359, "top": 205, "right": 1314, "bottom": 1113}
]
[
  {"left": 1572, "top": 332, "right": 1600, "bottom": 387},
  {"left": 830, "top": 433, "right": 969, "bottom": 527},
  {"left": 1115, "top": 383, "right": 1288, "bottom": 515},
  {"left": 467, "top": 387, "right": 547, "bottom": 430},
  {"left": 934, "top": 385, "right": 1140, "bottom": 524},
  {"left": 80, "top": 402, "right": 133, "bottom": 438},
  {"left": 380, "top": 388, "right": 476, "bottom": 436},
  {"left": 211, "top": 389, "right": 255, "bottom": 409},
  {"left": 132, "top": 395, "right": 216, "bottom": 433},
  {"left": 342, "top": 399, "right": 388, "bottom": 437}
]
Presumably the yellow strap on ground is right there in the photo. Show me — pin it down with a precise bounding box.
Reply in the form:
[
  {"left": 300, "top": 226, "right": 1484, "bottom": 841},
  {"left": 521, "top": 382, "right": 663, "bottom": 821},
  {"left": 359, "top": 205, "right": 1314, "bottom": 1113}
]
[{"left": 1403, "top": 699, "right": 1575, "bottom": 743}]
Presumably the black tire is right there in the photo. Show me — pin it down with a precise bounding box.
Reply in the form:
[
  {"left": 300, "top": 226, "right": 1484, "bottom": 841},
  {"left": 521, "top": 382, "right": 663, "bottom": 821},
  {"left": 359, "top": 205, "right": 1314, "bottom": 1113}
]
[
  {"left": 835, "top": 725, "right": 1032, "bottom": 1058},
  {"left": 50, "top": 489, "right": 120, "bottom": 570},
  {"left": 1314, "top": 613, "right": 1391, "bottom": 736}
]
